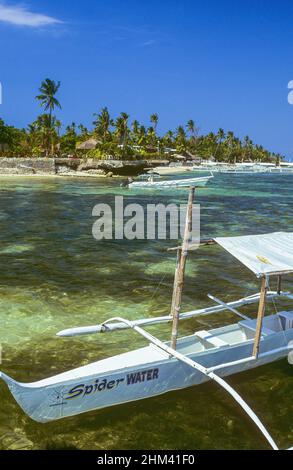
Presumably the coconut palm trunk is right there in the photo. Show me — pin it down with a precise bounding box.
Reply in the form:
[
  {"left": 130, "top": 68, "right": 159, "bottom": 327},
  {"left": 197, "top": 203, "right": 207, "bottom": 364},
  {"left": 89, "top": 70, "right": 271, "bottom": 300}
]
[{"left": 36, "top": 79, "right": 61, "bottom": 157}]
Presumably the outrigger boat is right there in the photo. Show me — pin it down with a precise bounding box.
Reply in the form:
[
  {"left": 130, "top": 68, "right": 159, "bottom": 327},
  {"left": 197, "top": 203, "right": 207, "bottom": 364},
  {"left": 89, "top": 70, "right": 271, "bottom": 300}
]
[
  {"left": 128, "top": 174, "right": 213, "bottom": 189},
  {"left": 147, "top": 165, "right": 190, "bottom": 176},
  {"left": 1, "top": 188, "right": 293, "bottom": 450}
]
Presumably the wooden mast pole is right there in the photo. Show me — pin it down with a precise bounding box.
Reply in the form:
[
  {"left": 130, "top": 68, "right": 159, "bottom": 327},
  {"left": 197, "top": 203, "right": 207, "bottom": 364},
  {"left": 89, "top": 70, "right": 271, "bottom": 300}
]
[
  {"left": 253, "top": 276, "right": 268, "bottom": 358},
  {"left": 170, "top": 186, "right": 195, "bottom": 350}
]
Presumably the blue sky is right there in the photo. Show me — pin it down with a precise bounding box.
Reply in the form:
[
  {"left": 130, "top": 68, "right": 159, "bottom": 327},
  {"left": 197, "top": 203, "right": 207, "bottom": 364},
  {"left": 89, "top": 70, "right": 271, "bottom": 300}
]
[{"left": 0, "top": 0, "right": 293, "bottom": 159}]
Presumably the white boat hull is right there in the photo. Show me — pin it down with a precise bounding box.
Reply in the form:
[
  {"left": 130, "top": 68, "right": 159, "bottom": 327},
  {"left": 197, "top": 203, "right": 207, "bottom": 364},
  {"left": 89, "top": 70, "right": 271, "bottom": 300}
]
[
  {"left": 151, "top": 166, "right": 190, "bottom": 176},
  {"left": 1, "top": 316, "right": 292, "bottom": 423},
  {"left": 129, "top": 176, "right": 212, "bottom": 189}
]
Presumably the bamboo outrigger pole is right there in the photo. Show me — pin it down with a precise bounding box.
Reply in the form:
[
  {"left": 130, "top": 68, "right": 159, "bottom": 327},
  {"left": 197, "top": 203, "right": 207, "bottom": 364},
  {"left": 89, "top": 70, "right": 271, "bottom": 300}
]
[
  {"left": 253, "top": 275, "right": 268, "bottom": 358},
  {"left": 170, "top": 186, "right": 195, "bottom": 349}
]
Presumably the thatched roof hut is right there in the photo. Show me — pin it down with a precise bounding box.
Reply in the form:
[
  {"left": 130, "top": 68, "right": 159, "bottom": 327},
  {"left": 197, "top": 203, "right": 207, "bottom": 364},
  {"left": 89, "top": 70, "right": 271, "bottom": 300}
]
[{"left": 76, "top": 138, "right": 99, "bottom": 150}]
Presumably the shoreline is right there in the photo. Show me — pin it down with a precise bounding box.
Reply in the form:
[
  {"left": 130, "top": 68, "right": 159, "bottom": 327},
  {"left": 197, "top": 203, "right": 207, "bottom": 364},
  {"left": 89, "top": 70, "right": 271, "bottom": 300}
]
[
  {"left": 0, "top": 157, "right": 154, "bottom": 178},
  {"left": 0, "top": 172, "right": 123, "bottom": 179}
]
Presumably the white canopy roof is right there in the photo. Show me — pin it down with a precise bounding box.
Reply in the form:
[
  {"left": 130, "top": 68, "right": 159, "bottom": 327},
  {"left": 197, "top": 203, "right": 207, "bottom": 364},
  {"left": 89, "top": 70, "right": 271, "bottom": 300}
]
[{"left": 214, "top": 232, "right": 293, "bottom": 278}]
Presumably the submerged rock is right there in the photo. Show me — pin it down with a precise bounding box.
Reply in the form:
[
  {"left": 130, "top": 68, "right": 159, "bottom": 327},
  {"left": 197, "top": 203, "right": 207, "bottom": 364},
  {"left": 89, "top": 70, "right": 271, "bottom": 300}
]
[
  {"left": 0, "top": 244, "right": 34, "bottom": 255},
  {"left": 0, "top": 431, "right": 34, "bottom": 450}
]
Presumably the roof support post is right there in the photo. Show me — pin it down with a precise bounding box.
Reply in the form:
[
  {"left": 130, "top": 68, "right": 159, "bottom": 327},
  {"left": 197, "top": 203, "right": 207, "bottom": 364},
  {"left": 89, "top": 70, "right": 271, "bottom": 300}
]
[
  {"left": 170, "top": 186, "right": 195, "bottom": 350},
  {"left": 253, "top": 276, "right": 268, "bottom": 358},
  {"left": 277, "top": 275, "right": 282, "bottom": 295}
]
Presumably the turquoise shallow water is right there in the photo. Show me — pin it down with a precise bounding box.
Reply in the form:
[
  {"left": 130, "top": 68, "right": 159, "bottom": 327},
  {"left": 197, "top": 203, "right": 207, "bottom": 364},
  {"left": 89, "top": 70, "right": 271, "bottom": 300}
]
[{"left": 0, "top": 174, "right": 292, "bottom": 450}]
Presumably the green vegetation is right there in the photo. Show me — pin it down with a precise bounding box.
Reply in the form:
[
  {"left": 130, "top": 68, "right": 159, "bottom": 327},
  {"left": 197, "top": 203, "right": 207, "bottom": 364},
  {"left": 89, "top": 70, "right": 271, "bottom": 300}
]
[{"left": 0, "top": 79, "right": 284, "bottom": 163}]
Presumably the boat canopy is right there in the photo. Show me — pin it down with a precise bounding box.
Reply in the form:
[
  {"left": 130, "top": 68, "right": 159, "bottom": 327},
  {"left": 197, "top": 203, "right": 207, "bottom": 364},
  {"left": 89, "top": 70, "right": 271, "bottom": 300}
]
[{"left": 214, "top": 232, "right": 293, "bottom": 278}]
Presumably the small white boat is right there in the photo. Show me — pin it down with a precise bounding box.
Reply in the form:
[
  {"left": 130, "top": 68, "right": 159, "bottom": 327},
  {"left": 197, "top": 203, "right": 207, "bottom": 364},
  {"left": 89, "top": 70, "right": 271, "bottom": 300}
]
[
  {"left": 151, "top": 166, "right": 190, "bottom": 176},
  {"left": 1, "top": 188, "right": 292, "bottom": 450},
  {"left": 192, "top": 162, "right": 293, "bottom": 175},
  {"left": 129, "top": 175, "right": 213, "bottom": 189}
]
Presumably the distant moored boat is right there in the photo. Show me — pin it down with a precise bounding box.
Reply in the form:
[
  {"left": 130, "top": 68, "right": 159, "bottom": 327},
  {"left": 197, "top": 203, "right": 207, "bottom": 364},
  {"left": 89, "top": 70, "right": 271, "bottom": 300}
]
[{"left": 128, "top": 175, "right": 213, "bottom": 189}]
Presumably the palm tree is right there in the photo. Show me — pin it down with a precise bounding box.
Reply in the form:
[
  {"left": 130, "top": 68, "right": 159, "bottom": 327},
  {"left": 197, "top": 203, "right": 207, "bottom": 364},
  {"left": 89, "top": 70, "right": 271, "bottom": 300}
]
[
  {"left": 177, "top": 126, "right": 186, "bottom": 139},
  {"left": 26, "top": 122, "right": 40, "bottom": 155},
  {"left": 214, "top": 128, "right": 225, "bottom": 160},
  {"left": 164, "top": 130, "right": 174, "bottom": 146},
  {"left": 93, "top": 107, "right": 113, "bottom": 142},
  {"left": 175, "top": 125, "right": 187, "bottom": 153},
  {"left": 150, "top": 113, "right": 159, "bottom": 133},
  {"left": 78, "top": 124, "right": 90, "bottom": 139},
  {"left": 36, "top": 79, "right": 61, "bottom": 128},
  {"left": 161, "top": 130, "right": 174, "bottom": 153},
  {"left": 187, "top": 119, "right": 198, "bottom": 138},
  {"left": 131, "top": 120, "right": 139, "bottom": 134},
  {"left": 232, "top": 136, "right": 242, "bottom": 163},
  {"left": 120, "top": 112, "right": 129, "bottom": 148},
  {"left": 130, "top": 120, "right": 140, "bottom": 145},
  {"left": 275, "top": 153, "right": 282, "bottom": 166},
  {"left": 60, "top": 122, "right": 78, "bottom": 155},
  {"left": 35, "top": 79, "right": 61, "bottom": 156},
  {"left": 243, "top": 135, "right": 253, "bottom": 161},
  {"left": 225, "top": 131, "right": 235, "bottom": 162},
  {"left": 33, "top": 114, "right": 57, "bottom": 156},
  {"left": 55, "top": 119, "right": 62, "bottom": 137},
  {"left": 217, "top": 128, "right": 225, "bottom": 141},
  {"left": 186, "top": 119, "right": 199, "bottom": 155},
  {"left": 65, "top": 122, "right": 76, "bottom": 134},
  {"left": 137, "top": 125, "right": 147, "bottom": 146},
  {"left": 139, "top": 125, "right": 146, "bottom": 136},
  {"left": 115, "top": 112, "right": 129, "bottom": 148}
]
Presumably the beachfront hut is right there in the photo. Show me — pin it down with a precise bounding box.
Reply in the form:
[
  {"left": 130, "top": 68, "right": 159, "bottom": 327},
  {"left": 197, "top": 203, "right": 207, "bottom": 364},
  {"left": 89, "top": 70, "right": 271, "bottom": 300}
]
[{"left": 76, "top": 138, "right": 99, "bottom": 151}]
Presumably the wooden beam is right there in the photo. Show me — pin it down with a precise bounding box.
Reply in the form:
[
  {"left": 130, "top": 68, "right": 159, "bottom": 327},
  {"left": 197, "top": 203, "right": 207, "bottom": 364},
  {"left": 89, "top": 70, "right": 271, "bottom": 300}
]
[
  {"left": 253, "top": 276, "right": 268, "bottom": 358},
  {"left": 170, "top": 187, "right": 195, "bottom": 349},
  {"left": 200, "top": 238, "right": 216, "bottom": 246},
  {"left": 167, "top": 238, "right": 216, "bottom": 252},
  {"left": 263, "top": 269, "right": 293, "bottom": 277}
]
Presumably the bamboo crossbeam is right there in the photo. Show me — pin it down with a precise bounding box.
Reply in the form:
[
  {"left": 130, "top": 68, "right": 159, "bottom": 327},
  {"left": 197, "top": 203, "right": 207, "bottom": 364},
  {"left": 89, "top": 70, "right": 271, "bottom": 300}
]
[
  {"left": 207, "top": 293, "right": 250, "bottom": 320},
  {"left": 167, "top": 238, "right": 216, "bottom": 252},
  {"left": 57, "top": 291, "right": 290, "bottom": 337}
]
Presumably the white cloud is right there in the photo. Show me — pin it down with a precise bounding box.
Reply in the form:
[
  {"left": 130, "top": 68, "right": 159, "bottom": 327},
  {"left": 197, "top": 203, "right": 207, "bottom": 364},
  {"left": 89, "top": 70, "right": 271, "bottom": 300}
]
[
  {"left": 0, "top": 2, "right": 62, "bottom": 27},
  {"left": 140, "top": 39, "right": 156, "bottom": 47}
]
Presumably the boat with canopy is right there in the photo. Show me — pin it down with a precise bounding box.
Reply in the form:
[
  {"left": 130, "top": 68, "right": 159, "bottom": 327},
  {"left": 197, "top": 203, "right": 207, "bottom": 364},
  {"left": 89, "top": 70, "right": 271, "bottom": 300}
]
[{"left": 0, "top": 188, "right": 292, "bottom": 450}]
